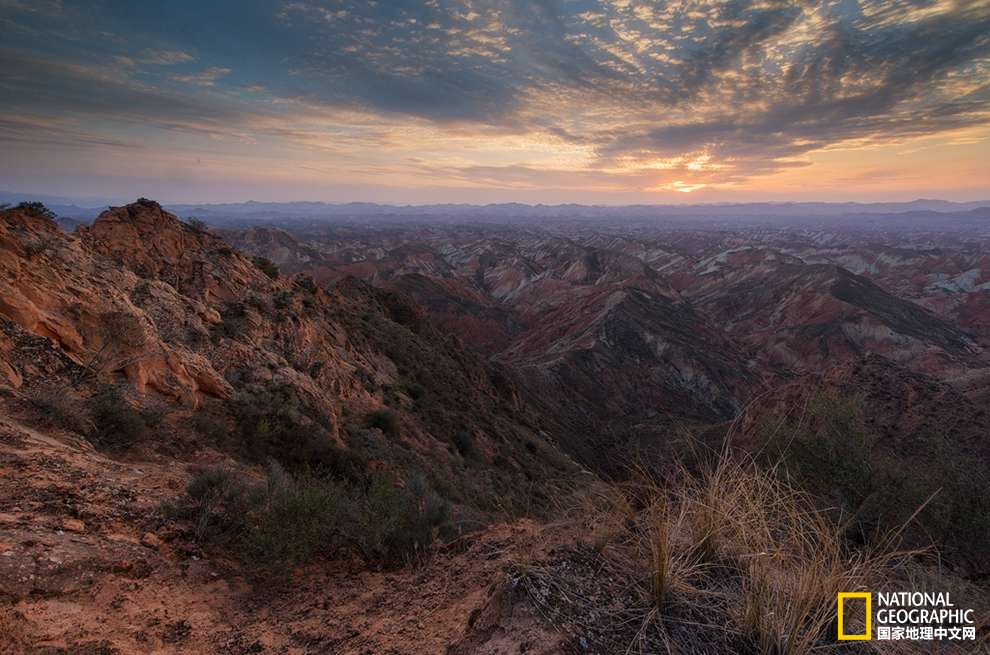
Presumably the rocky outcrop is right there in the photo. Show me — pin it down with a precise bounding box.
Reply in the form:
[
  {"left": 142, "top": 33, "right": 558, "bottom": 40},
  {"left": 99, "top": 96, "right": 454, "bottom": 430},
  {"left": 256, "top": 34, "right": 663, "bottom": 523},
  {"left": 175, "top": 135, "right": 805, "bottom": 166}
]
[
  {"left": 0, "top": 200, "right": 576, "bottom": 514},
  {"left": 0, "top": 204, "right": 238, "bottom": 405}
]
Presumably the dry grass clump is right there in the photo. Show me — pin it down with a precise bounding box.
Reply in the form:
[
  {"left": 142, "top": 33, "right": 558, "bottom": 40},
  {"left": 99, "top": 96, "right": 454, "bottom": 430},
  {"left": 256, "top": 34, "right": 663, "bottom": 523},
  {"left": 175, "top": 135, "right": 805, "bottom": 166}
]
[
  {"left": 514, "top": 449, "right": 918, "bottom": 654},
  {"left": 635, "top": 451, "right": 908, "bottom": 654}
]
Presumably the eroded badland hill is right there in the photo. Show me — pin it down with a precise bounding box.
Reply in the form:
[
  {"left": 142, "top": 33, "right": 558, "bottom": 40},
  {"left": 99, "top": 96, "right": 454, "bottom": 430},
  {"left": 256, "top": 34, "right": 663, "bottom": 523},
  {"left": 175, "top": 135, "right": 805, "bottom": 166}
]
[{"left": 1, "top": 200, "right": 988, "bottom": 654}]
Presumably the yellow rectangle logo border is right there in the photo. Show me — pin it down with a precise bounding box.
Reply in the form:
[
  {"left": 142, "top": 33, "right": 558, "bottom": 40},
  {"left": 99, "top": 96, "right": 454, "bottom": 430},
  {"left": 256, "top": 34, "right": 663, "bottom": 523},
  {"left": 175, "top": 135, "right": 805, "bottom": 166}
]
[{"left": 838, "top": 592, "right": 872, "bottom": 641}]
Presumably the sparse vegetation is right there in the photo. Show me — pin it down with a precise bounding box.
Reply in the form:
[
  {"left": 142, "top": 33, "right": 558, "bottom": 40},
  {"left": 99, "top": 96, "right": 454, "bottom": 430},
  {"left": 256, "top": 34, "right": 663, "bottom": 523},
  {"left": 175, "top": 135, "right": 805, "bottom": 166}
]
[
  {"left": 350, "top": 469, "right": 451, "bottom": 564},
  {"left": 365, "top": 408, "right": 399, "bottom": 436},
  {"left": 515, "top": 449, "right": 910, "bottom": 654},
  {"left": 293, "top": 274, "right": 318, "bottom": 295},
  {"left": 753, "top": 392, "right": 990, "bottom": 575},
  {"left": 273, "top": 290, "right": 293, "bottom": 310},
  {"left": 452, "top": 430, "right": 477, "bottom": 459},
  {"left": 14, "top": 201, "right": 57, "bottom": 220},
  {"left": 403, "top": 380, "right": 428, "bottom": 402},
  {"left": 173, "top": 463, "right": 451, "bottom": 573},
  {"left": 27, "top": 384, "right": 94, "bottom": 434},
  {"left": 186, "top": 217, "right": 208, "bottom": 233},
  {"left": 180, "top": 465, "right": 255, "bottom": 544},
  {"left": 74, "top": 309, "right": 148, "bottom": 383},
  {"left": 251, "top": 255, "right": 279, "bottom": 279},
  {"left": 645, "top": 454, "right": 898, "bottom": 653},
  {"left": 189, "top": 400, "right": 230, "bottom": 446},
  {"left": 231, "top": 384, "right": 332, "bottom": 466},
  {"left": 85, "top": 385, "right": 154, "bottom": 451},
  {"left": 247, "top": 464, "right": 346, "bottom": 568},
  {"left": 21, "top": 230, "right": 60, "bottom": 258}
]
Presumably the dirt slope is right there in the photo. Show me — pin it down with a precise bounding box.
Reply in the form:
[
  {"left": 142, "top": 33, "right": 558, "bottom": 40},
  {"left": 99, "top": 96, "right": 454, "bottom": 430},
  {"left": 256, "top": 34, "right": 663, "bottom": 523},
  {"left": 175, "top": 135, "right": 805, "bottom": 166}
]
[{"left": 0, "top": 408, "right": 570, "bottom": 654}]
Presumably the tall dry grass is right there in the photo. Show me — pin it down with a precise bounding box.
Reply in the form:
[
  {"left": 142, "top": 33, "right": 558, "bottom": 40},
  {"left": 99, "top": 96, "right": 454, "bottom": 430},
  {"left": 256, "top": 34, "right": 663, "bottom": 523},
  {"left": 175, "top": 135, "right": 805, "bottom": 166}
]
[{"left": 633, "top": 450, "right": 912, "bottom": 653}]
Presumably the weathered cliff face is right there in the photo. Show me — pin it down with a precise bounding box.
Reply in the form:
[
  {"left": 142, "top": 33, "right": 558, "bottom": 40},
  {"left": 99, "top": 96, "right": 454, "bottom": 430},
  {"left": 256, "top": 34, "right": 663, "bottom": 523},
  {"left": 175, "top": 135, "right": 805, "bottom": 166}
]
[
  {"left": 0, "top": 200, "right": 576, "bottom": 515},
  {"left": 0, "top": 201, "right": 367, "bottom": 421},
  {"left": 0, "top": 203, "right": 224, "bottom": 405},
  {"left": 82, "top": 199, "right": 265, "bottom": 305}
]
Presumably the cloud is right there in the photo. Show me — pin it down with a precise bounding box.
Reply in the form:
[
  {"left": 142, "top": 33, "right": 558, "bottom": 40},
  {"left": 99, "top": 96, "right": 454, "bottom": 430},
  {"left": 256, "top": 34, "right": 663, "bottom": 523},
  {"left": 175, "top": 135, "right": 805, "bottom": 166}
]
[
  {"left": 144, "top": 49, "right": 194, "bottom": 65},
  {"left": 0, "top": 0, "right": 988, "bottom": 199},
  {"left": 169, "top": 66, "right": 231, "bottom": 86},
  {"left": 0, "top": 50, "right": 243, "bottom": 131},
  {"left": 269, "top": 0, "right": 990, "bottom": 177},
  {"left": 0, "top": 113, "right": 137, "bottom": 149}
]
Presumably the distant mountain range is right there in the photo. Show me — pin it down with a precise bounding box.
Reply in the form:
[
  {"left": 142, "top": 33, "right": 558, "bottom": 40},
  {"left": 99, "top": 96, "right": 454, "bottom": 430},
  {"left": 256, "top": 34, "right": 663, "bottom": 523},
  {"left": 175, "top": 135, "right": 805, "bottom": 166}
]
[{"left": 3, "top": 190, "right": 989, "bottom": 225}]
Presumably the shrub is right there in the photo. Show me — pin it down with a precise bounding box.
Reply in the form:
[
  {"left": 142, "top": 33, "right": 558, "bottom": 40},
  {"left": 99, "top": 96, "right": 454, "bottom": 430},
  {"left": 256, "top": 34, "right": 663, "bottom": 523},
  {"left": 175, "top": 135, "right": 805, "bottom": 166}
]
[
  {"left": 753, "top": 393, "right": 990, "bottom": 574},
  {"left": 346, "top": 470, "right": 450, "bottom": 565},
  {"left": 174, "top": 464, "right": 450, "bottom": 572},
  {"left": 365, "top": 409, "right": 398, "bottom": 436},
  {"left": 21, "top": 231, "right": 60, "bottom": 258},
  {"left": 404, "top": 381, "right": 428, "bottom": 402},
  {"left": 15, "top": 201, "right": 56, "bottom": 220},
  {"left": 28, "top": 385, "right": 94, "bottom": 435},
  {"left": 180, "top": 466, "right": 254, "bottom": 543},
  {"left": 246, "top": 464, "right": 344, "bottom": 568},
  {"left": 251, "top": 256, "right": 279, "bottom": 280},
  {"left": 186, "top": 217, "right": 208, "bottom": 233},
  {"left": 231, "top": 384, "right": 330, "bottom": 464},
  {"left": 293, "top": 275, "right": 318, "bottom": 295},
  {"left": 354, "top": 367, "right": 377, "bottom": 392},
  {"left": 189, "top": 401, "right": 229, "bottom": 446},
  {"left": 273, "top": 290, "right": 294, "bottom": 310},
  {"left": 452, "top": 430, "right": 477, "bottom": 459},
  {"left": 755, "top": 394, "right": 873, "bottom": 514},
  {"left": 308, "top": 361, "right": 324, "bottom": 378},
  {"left": 85, "top": 385, "right": 152, "bottom": 451},
  {"left": 230, "top": 384, "right": 369, "bottom": 482}
]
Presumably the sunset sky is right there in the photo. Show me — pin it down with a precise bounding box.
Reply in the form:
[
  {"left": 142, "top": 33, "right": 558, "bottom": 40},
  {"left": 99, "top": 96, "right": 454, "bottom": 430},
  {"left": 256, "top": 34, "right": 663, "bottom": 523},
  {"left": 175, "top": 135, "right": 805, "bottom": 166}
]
[{"left": 1, "top": 0, "right": 988, "bottom": 204}]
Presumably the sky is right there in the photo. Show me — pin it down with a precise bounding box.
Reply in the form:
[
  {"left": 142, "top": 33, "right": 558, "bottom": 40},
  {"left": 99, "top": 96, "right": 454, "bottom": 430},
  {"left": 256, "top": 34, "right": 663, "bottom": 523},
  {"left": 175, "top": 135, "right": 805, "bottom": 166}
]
[{"left": 0, "top": 0, "right": 988, "bottom": 204}]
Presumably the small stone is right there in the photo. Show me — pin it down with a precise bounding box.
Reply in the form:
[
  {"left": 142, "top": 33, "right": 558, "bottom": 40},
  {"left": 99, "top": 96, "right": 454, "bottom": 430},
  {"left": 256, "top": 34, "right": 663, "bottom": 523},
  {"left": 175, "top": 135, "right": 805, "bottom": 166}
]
[
  {"left": 140, "top": 532, "right": 162, "bottom": 549},
  {"left": 61, "top": 518, "right": 86, "bottom": 533}
]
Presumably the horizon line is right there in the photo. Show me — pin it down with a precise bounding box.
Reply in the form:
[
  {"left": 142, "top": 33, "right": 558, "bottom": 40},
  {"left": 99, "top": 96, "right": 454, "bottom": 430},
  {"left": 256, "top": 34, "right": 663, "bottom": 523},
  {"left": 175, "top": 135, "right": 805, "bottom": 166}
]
[{"left": 4, "top": 191, "right": 990, "bottom": 210}]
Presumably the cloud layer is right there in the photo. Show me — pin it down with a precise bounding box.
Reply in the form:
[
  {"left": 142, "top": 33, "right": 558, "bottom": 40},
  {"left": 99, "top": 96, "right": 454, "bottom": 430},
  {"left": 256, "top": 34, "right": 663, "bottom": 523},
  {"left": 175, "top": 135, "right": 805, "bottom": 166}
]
[{"left": 0, "top": 0, "right": 987, "bottom": 202}]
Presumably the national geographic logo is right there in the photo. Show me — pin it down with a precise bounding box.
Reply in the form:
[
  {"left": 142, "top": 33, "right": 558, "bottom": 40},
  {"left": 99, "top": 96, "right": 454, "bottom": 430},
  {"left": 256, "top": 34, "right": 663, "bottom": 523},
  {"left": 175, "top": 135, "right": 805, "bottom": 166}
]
[
  {"left": 837, "top": 592, "right": 977, "bottom": 643},
  {"left": 837, "top": 593, "right": 871, "bottom": 641}
]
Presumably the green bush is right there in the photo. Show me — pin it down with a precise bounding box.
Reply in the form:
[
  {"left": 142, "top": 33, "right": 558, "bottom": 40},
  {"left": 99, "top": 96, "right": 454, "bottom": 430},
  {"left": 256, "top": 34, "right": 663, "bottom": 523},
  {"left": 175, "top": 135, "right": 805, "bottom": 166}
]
[
  {"left": 189, "top": 401, "right": 229, "bottom": 445},
  {"left": 246, "top": 464, "right": 344, "bottom": 568},
  {"left": 273, "top": 290, "right": 294, "bottom": 310},
  {"left": 251, "top": 256, "right": 279, "bottom": 280},
  {"left": 365, "top": 409, "right": 399, "bottom": 436},
  {"left": 293, "top": 275, "right": 318, "bottom": 295},
  {"left": 28, "top": 385, "right": 94, "bottom": 434},
  {"left": 181, "top": 466, "right": 255, "bottom": 543},
  {"left": 85, "top": 385, "right": 152, "bottom": 451},
  {"left": 186, "top": 217, "right": 208, "bottom": 233},
  {"left": 452, "top": 431, "right": 478, "bottom": 459},
  {"left": 232, "top": 384, "right": 325, "bottom": 462},
  {"left": 15, "top": 201, "right": 56, "bottom": 220},
  {"left": 349, "top": 470, "right": 450, "bottom": 565},
  {"left": 755, "top": 394, "right": 873, "bottom": 513},
  {"left": 404, "top": 381, "right": 428, "bottom": 402},
  {"left": 230, "top": 384, "right": 369, "bottom": 482},
  {"left": 175, "top": 464, "right": 450, "bottom": 572}
]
